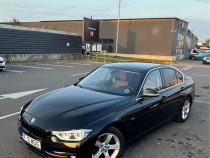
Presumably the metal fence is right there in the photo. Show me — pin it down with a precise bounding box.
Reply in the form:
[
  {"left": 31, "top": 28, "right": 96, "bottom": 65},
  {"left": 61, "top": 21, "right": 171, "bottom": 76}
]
[{"left": 0, "top": 25, "right": 82, "bottom": 54}]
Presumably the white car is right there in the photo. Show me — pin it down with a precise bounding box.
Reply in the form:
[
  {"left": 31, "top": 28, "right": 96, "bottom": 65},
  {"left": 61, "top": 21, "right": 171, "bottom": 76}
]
[{"left": 0, "top": 57, "right": 6, "bottom": 71}]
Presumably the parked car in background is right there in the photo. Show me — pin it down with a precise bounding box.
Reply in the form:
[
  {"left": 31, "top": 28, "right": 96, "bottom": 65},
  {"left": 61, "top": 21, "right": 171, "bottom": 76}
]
[
  {"left": 190, "top": 49, "right": 199, "bottom": 55},
  {"left": 18, "top": 63, "right": 195, "bottom": 158},
  {"left": 202, "top": 54, "right": 210, "bottom": 64},
  {"left": 0, "top": 57, "right": 6, "bottom": 71},
  {"left": 189, "top": 52, "right": 210, "bottom": 60}
]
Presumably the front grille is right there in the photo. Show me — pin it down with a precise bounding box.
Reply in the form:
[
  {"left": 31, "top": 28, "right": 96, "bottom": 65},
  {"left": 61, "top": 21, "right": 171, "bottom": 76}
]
[
  {"left": 0, "top": 61, "right": 3, "bottom": 63},
  {"left": 21, "top": 119, "right": 47, "bottom": 139},
  {"left": 0, "top": 66, "right": 5, "bottom": 68}
]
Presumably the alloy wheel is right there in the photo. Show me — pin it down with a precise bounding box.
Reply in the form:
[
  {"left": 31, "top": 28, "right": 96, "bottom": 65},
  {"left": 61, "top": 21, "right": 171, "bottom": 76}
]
[
  {"left": 182, "top": 100, "right": 190, "bottom": 120},
  {"left": 92, "top": 133, "right": 120, "bottom": 158}
]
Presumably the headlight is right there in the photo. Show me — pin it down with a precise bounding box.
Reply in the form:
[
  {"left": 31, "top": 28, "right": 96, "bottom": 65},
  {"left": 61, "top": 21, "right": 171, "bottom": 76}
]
[
  {"left": 52, "top": 129, "right": 92, "bottom": 141},
  {"left": 203, "top": 57, "right": 206, "bottom": 60}
]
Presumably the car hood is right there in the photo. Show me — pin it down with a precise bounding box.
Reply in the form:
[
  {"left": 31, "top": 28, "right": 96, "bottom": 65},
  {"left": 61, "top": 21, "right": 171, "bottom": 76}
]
[
  {"left": 0, "top": 57, "right": 4, "bottom": 61},
  {"left": 25, "top": 86, "right": 130, "bottom": 130}
]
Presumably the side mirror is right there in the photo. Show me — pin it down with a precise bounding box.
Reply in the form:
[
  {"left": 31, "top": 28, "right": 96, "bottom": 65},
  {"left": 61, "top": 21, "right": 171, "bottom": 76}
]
[
  {"left": 142, "top": 88, "right": 159, "bottom": 97},
  {"left": 79, "top": 76, "right": 84, "bottom": 81}
]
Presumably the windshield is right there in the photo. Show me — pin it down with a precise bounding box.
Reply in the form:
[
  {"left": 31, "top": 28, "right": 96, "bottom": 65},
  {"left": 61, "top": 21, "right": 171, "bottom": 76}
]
[{"left": 78, "top": 67, "right": 141, "bottom": 96}]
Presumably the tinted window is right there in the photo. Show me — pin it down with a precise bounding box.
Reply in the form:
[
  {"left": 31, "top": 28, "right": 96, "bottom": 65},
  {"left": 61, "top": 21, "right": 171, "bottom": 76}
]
[
  {"left": 175, "top": 71, "right": 183, "bottom": 84},
  {"left": 143, "top": 70, "right": 162, "bottom": 91},
  {"left": 161, "top": 69, "right": 178, "bottom": 88}
]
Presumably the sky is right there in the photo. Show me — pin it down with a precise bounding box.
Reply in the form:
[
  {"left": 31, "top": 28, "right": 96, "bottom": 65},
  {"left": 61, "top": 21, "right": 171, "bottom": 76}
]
[{"left": 0, "top": 0, "right": 209, "bottom": 42}]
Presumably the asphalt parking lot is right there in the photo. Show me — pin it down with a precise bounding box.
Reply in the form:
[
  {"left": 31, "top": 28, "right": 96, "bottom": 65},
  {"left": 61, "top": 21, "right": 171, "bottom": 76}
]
[{"left": 0, "top": 60, "right": 209, "bottom": 158}]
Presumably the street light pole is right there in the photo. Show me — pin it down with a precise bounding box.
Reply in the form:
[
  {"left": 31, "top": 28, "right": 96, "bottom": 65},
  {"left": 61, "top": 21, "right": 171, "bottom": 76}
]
[{"left": 115, "top": 0, "right": 121, "bottom": 56}]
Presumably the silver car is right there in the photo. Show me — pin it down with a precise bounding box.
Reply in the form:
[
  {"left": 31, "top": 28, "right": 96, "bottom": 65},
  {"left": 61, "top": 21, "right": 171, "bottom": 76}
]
[
  {"left": 202, "top": 54, "right": 210, "bottom": 64},
  {"left": 0, "top": 57, "right": 6, "bottom": 71}
]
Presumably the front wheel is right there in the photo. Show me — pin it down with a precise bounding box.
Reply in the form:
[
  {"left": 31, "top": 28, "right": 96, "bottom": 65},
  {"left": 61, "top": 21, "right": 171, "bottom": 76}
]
[
  {"left": 191, "top": 56, "right": 196, "bottom": 60},
  {"left": 92, "top": 127, "right": 125, "bottom": 158},
  {"left": 176, "top": 97, "right": 191, "bottom": 122}
]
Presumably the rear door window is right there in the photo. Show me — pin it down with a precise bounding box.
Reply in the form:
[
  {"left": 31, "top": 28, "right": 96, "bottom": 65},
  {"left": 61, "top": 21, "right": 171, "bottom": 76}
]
[
  {"left": 175, "top": 71, "right": 183, "bottom": 84},
  {"left": 161, "top": 69, "right": 178, "bottom": 88}
]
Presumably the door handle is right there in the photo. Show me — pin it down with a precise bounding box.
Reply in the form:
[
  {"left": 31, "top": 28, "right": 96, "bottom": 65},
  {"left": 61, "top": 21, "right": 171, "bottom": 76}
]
[{"left": 181, "top": 87, "right": 184, "bottom": 90}]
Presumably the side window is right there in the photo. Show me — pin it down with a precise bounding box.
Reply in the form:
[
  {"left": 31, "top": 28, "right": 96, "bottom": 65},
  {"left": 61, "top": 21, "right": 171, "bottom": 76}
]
[
  {"left": 161, "top": 69, "right": 178, "bottom": 88},
  {"left": 143, "top": 70, "right": 163, "bottom": 91},
  {"left": 175, "top": 70, "right": 183, "bottom": 84}
]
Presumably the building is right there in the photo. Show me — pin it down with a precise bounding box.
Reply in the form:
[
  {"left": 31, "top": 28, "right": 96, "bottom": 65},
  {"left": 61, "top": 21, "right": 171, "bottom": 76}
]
[
  {"left": 0, "top": 24, "right": 82, "bottom": 62},
  {"left": 22, "top": 18, "right": 198, "bottom": 61}
]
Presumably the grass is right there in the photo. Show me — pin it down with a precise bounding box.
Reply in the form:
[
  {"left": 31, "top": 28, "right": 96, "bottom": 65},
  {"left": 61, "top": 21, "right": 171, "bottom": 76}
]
[
  {"left": 6, "top": 53, "right": 173, "bottom": 64},
  {"left": 111, "top": 55, "right": 171, "bottom": 63},
  {"left": 75, "top": 53, "right": 172, "bottom": 64}
]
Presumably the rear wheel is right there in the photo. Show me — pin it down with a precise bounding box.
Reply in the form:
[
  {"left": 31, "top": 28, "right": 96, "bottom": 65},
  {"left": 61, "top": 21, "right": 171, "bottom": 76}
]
[
  {"left": 92, "top": 127, "right": 125, "bottom": 158},
  {"left": 176, "top": 97, "right": 191, "bottom": 122}
]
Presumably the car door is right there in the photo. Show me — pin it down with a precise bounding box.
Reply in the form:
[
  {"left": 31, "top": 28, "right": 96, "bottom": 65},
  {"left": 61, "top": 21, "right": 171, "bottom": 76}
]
[
  {"left": 160, "top": 68, "right": 183, "bottom": 118},
  {"left": 198, "top": 53, "right": 205, "bottom": 60},
  {"left": 132, "top": 69, "right": 169, "bottom": 136}
]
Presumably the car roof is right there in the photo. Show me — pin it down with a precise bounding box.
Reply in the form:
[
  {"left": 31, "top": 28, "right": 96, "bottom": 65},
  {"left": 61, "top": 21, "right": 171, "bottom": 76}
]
[
  {"left": 200, "top": 51, "right": 210, "bottom": 53},
  {"left": 101, "top": 62, "right": 171, "bottom": 72}
]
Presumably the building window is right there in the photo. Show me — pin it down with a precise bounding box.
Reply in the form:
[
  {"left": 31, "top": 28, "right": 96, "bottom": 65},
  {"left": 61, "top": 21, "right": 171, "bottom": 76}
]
[
  {"left": 103, "top": 39, "right": 109, "bottom": 44},
  {"left": 109, "top": 39, "right": 114, "bottom": 44}
]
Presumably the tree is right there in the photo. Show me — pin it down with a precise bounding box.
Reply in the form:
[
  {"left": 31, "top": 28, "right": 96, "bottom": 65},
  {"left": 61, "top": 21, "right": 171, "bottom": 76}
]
[
  {"left": 8, "top": 18, "right": 22, "bottom": 26},
  {"left": 204, "top": 38, "right": 210, "bottom": 48}
]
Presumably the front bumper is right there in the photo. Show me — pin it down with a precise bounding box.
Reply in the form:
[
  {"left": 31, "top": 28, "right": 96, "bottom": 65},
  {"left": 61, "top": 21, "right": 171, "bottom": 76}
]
[
  {"left": 18, "top": 114, "right": 99, "bottom": 158},
  {"left": 203, "top": 59, "right": 210, "bottom": 63},
  {"left": 19, "top": 137, "right": 75, "bottom": 158}
]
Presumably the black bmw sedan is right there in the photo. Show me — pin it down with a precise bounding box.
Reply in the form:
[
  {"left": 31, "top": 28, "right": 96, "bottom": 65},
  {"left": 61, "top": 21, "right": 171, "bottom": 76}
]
[{"left": 18, "top": 63, "right": 195, "bottom": 158}]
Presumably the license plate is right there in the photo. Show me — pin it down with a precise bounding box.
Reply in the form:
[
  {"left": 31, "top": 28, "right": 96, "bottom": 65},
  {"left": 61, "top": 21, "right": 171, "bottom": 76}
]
[{"left": 22, "top": 133, "right": 41, "bottom": 149}]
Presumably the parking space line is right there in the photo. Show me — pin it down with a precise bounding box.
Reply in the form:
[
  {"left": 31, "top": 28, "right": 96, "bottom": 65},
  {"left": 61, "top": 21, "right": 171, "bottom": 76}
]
[
  {"left": 71, "top": 72, "right": 90, "bottom": 76},
  {"left": 10, "top": 65, "right": 54, "bottom": 70},
  {"left": 0, "top": 88, "right": 47, "bottom": 100},
  {"left": 39, "top": 64, "right": 74, "bottom": 68},
  {"left": 192, "top": 74, "right": 210, "bottom": 77},
  {"left": 0, "top": 111, "right": 20, "bottom": 120},
  {"left": 59, "top": 62, "right": 91, "bottom": 66},
  {"left": 5, "top": 70, "right": 26, "bottom": 73},
  {"left": 180, "top": 66, "right": 192, "bottom": 71}
]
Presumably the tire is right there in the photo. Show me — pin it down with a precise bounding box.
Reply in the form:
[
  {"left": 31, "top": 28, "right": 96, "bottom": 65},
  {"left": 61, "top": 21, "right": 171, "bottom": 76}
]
[
  {"left": 191, "top": 56, "right": 196, "bottom": 60},
  {"left": 91, "top": 127, "right": 125, "bottom": 158},
  {"left": 176, "top": 97, "right": 191, "bottom": 122},
  {"left": 0, "top": 69, "right": 3, "bottom": 72}
]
